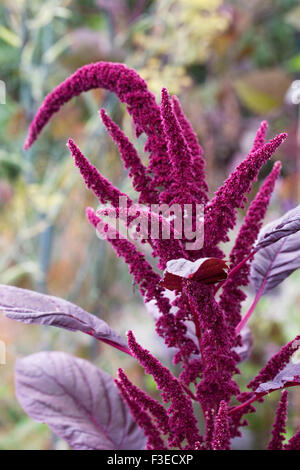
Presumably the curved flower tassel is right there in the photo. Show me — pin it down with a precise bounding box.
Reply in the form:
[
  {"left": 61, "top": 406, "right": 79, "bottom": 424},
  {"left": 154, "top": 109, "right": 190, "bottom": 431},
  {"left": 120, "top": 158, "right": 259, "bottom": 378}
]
[
  {"left": 25, "top": 62, "right": 157, "bottom": 148},
  {"left": 24, "top": 62, "right": 171, "bottom": 191}
]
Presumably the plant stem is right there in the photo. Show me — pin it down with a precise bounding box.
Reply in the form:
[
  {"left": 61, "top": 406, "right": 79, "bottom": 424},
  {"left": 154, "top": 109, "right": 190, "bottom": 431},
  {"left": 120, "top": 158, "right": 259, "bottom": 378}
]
[
  {"left": 235, "top": 280, "right": 266, "bottom": 335},
  {"left": 235, "top": 240, "right": 285, "bottom": 335},
  {"left": 228, "top": 394, "right": 262, "bottom": 415},
  {"left": 181, "top": 382, "right": 197, "bottom": 401},
  {"left": 214, "top": 248, "right": 258, "bottom": 295}
]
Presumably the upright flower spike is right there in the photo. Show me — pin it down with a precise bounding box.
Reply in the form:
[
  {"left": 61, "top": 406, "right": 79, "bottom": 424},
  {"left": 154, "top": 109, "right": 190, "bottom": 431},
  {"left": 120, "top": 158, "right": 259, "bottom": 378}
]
[
  {"left": 204, "top": 409, "right": 216, "bottom": 450},
  {"left": 172, "top": 95, "right": 208, "bottom": 203},
  {"left": 247, "top": 335, "right": 300, "bottom": 391},
  {"left": 219, "top": 161, "right": 282, "bottom": 330},
  {"left": 67, "top": 138, "right": 128, "bottom": 207},
  {"left": 160, "top": 88, "right": 200, "bottom": 205},
  {"left": 211, "top": 401, "right": 231, "bottom": 450},
  {"left": 100, "top": 108, "right": 157, "bottom": 204},
  {"left": 202, "top": 133, "right": 287, "bottom": 254},
  {"left": 251, "top": 121, "right": 268, "bottom": 153},
  {"left": 116, "top": 380, "right": 167, "bottom": 450},
  {"left": 267, "top": 390, "right": 288, "bottom": 450},
  {"left": 24, "top": 61, "right": 171, "bottom": 191},
  {"left": 127, "top": 330, "right": 202, "bottom": 449},
  {"left": 99, "top": 94, "right": 187, "bottom": 268}
]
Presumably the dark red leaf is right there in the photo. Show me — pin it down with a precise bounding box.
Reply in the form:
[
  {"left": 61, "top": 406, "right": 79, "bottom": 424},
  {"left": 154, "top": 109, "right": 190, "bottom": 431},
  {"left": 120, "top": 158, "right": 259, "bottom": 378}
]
[
  {"left": 161, "top": 258, "right": 228, "bottom": 291},
  {"left": 0, "top": 284, "right": 129, "bottom": 354}
]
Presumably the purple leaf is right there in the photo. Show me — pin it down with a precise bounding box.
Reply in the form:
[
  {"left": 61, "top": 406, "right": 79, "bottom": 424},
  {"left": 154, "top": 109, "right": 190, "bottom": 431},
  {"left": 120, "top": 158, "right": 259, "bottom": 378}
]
[
  {"left": 256, "top": 205, "right": 300, "bottom": 249},
  {"left": 15, "top": 351, "right": 146, "bottom": 450},
  {"left": 250, "top": 221, "right": 300, "bottom": 295},
  {"left": 161, "top": 258, "right": 228, "bottom": 291},
  {"left": 0, "top": 284, "right": 129, "bottom": 354},
  {"left": 255, "top": 362, "right": 300, "bottom": 394}
]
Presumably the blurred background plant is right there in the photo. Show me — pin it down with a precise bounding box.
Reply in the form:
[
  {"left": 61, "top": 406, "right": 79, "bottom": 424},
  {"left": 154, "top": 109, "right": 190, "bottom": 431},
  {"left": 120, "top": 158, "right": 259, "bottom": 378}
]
[{"left": 0, "top": 0, "right": 299, "bottom": 449}]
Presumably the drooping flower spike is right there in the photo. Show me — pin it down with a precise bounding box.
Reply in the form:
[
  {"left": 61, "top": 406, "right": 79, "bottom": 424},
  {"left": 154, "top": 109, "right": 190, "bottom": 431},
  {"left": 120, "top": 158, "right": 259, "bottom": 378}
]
[{"left": 24, "top": 62, "right": 171, "bottom": 192}]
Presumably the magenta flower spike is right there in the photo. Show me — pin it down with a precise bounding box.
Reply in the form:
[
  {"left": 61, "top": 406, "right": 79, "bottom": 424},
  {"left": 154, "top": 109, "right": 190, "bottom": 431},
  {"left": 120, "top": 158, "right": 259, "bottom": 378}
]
[
  {"left": 250, "top": 120, "right": 268, "bottom": 153},
  {"left": 100, "top": 108, "right": 157, "bottom": 204},
  {"left": 203, "top": 133, "right": 287, "bottom": 253},
  {"left": 172, "top": 94, "right": 208, "bottom": 203},
  {"left": 160, "top": 88, "right": 200, "bottom": 205},
  {"left": 116, "top": 369, "right": 171, "bottom": 436}
]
